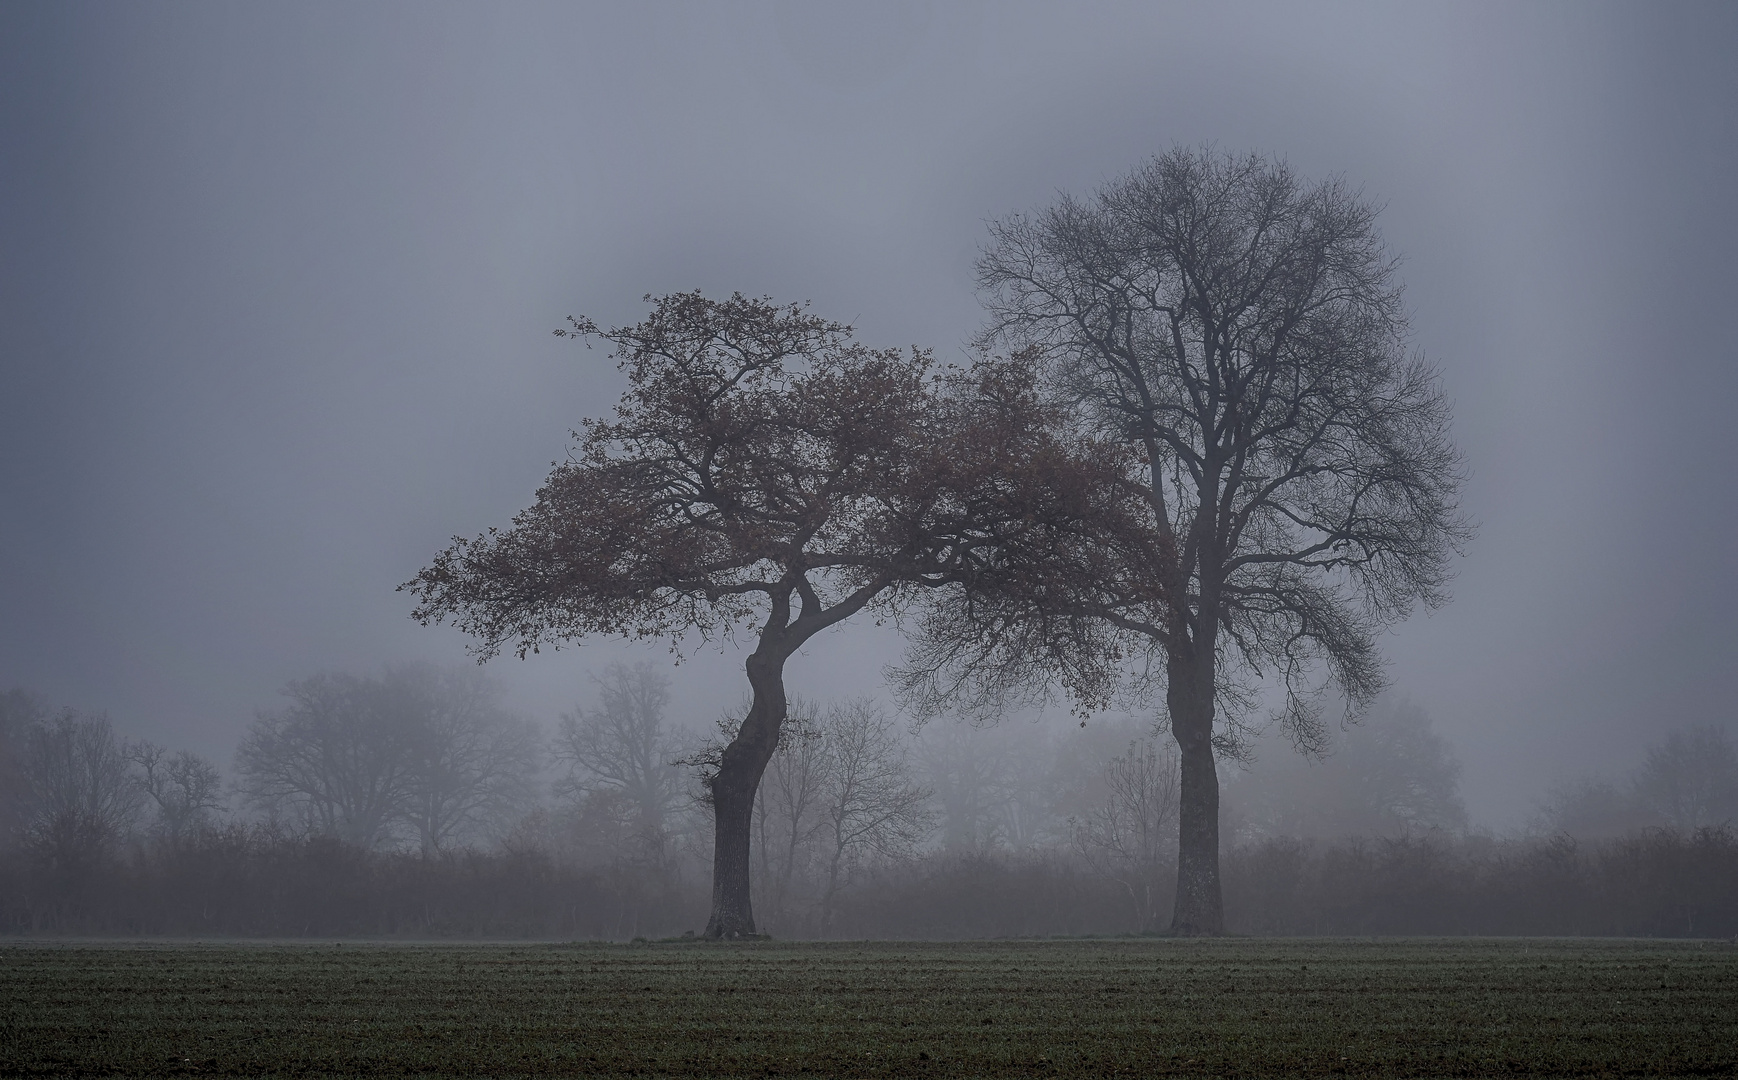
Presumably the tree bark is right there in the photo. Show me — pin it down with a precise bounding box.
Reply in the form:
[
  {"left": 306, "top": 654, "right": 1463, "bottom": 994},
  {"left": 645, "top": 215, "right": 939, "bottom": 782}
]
[
  {"left": 1168, "top": 651, "right": 1224, "bottom": 936},
  {"left": 702, "top": 647, "right": 788, "bottom": 939}
]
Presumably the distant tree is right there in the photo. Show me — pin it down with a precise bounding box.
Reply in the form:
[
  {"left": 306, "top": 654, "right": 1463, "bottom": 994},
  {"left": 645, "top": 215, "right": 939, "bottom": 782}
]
[
  {"left": 924, "top": 147, "right": 1469, "bottom": 933},
  {"left": 710, "top": 695, "right": 931, "bottom": 935},
  {"left": 236, "top": 673, "right": 414, "bottom": 848},
  {"left": 127, "top": 741, "right": 226, "bottom": 844},
  {"left": 1072, "top": 737, "right": 1179, "bottom": 932},
  {"left": 913, "top": 721, "right": 1058, "bottom": 854},
  {"left": 404, "top": 292, "right": 1127, "bottom": 937},
  {"left": 913, "top": 722, "right": 1009, "bottom": 854},
  {"left": 814, "top": 698, "right": 932, "bottom": 935},
  {"left": 21, "top": 709, "right": 144, "bottom": 870},
  {"left": 1339, "top": 701, "right": 1466, "bottom": 833},
  {"left": 236, "top": 666, "right": 539, "bottom": 852},
  {"left": 748, "top": 699, "right": 831, "bottom": 928},
  {"left": 554, "top": 662, "right": 693, "bottom": 866},
  {"left": 390, "top": 664, "right": 542, "bottom": 856},
  {"left": 1632, "top": 725, "right": 1738, "bottom": 831},
  {"left": 1533, "top": 775, "right": 1647, "bottom": 839},
  {"left": 0, "top": 688, "right": 48, "bottom": 847},
  {"left": 1229, "top": 698, "right": 1466, "bottom": 841}
]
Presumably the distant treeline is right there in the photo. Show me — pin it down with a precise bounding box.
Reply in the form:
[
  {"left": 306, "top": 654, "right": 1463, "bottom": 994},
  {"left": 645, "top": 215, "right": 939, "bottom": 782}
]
[{"left": 3, "top": 667, "right": 1735, "bottom": 939}]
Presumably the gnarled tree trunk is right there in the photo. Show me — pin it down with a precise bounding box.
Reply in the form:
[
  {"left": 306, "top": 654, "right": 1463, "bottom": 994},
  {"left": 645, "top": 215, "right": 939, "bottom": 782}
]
[{"left": 703, "top": 647, "right": 789, "bottom": 939}]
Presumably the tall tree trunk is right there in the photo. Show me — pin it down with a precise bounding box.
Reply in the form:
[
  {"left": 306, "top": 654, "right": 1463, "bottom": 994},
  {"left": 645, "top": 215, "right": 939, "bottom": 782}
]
[
  {"left": 703, "top": 648, "right": 787, "bottom": 939},
  {"left": 1168, "top": 649, "right": 1223, "bottom": 935},
  {"left": 820, "top": 827, "right": 847, "bottom": 939}
]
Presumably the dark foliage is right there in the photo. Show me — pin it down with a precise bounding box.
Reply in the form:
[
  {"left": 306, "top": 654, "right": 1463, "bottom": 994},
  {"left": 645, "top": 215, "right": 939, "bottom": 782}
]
[
  {"left": 0, "top": 827, "right": 704, "bottom": 939},
  {"left": 3, "top": 825, "right": 1732, "bottom": 939},
  {"left": 828, "top": 853, "right": 1140, "bottom": 939},
  {"left": 1224, "top": 827, "right": 1738, "bottom": 937}
]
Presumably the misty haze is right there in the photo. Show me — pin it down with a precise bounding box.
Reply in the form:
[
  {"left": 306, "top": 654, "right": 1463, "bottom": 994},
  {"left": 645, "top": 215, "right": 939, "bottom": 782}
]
[{"left": 3, "top": 3, "right": 1736, "bottom": 1077}]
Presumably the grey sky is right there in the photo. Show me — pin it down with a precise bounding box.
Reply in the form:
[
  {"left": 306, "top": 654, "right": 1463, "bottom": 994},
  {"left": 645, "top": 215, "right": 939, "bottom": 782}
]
[{"left": 3, "top": 1, "right": 1734, "bottom": 827}]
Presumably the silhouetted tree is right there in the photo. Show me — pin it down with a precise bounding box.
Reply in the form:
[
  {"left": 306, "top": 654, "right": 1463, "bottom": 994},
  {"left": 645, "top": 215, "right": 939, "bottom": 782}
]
[
  {"left": 1072, "top": 737, "right": 1179, "bottom": 931},
  {"left": 404, "top": 291, "right": 1125, "bottom": 937},
  {"left": 1229, "top": 698, "right": 1466, "bottom": 841},
  {"left": 236, "top": 666, "right": 538, "bottom": 852},
  {"left": 554, "top": 662, "right": 693, "bottom": 866},
  {"left": 1632, "top": 725, "right": 1738, "bottom": 831},
  {"left": 914, "top": 720, "right": 1057, "bottom": 854},
  {"left": 390, "top": 665, "right": 542, "bottom": 856},
  {"left": 954, "top": 147, "right": 1470, "bottom": 933},
  {"left": 237, "top": 674, "right": 414, "bottom": 848},
  {"left": 706, "top": 695, "right": 931, "bottom": 935},
  {"left": 1537, "top": 726, "right": 1738, "bottom": 838},
  {"left": 749, "top": 699, "right": 830, "bottom": 928},
  {"left": 814, "top": 698, "right": 932, "bottom": 935},
  {"left": 22, "top": 709, "right": 144, "bottom": 871},
  {"left": 0, "top": 688, "right": 47, "bottom": 848},
  {"left": 128, "top": 741, "right": 226, "bottom": 844},
  {"left": 1534, "top": 775, "right": 1647, "bottom": 839}
]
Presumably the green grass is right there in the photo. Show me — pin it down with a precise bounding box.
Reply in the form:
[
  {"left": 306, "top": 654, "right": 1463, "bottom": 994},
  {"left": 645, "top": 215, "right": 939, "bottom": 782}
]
[{"left": 2, "top": 938, "right": 1734, "bottom": 1077}]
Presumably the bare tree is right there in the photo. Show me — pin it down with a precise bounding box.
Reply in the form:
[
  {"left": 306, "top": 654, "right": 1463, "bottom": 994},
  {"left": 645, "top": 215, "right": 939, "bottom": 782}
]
[
  {"left": 814, "top": 698, "right": 932, "bottom": 935},
  {"left": 1073, "top": 738, "right": 1179, "bottom": 932},
  {"left": 128, "top": 741, "right": 226, "bottom": 844},
  {"left": 236, "top": 673, "right": 415, "bottom": 848},
  {"left": 0, "top": 688, "right": 47, "bottom": 848},
  {"left": 712, "top": 696, "right": 931, "bottom": 934},
  {"left": 1337, "top": 700, "right": 1466, "bottom": 834},
  {"left": 391, "top": 664, "right": 542, "bottom": 856},
  {"left": 949, "top": 147, "right": 1469, "bottom": 933},
  {"left": 405, "top": 292, "right": 1123, "bottom": 937},
  {"left": 1228, "top": 698, "right": 1466, "bottom": 841},
  {"left": 913, "top": 722, "right": 1008, "bottom": 854},
  {"left": 554, "top": 662, "right": 691, "bottom": 866},
  {"left": 749, "top": 698, "right": 831, "bottom": 928},
  {"left": 236, "top": 666, "right": 538, "bottom": 852},
  {"left": 914, "top": 721, "right": 1058, "bottom": 854},
  {"left": 1632, "top": 725, "right": 1738, "bottom": 831},
  {"left": 1533, "top": 775, "right": 1648, "bottom": 839},
  {"left": 21, "top": 709, "right": 144, "bottom": 869}
]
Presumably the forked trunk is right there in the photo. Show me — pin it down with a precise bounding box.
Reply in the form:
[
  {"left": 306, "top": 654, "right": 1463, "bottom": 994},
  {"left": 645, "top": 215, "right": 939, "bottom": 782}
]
[
  {"left": 1168, "top": 656, "right": 1224, "bottom": 936},
  {"left": 702, "top": 650, "right": 787, "bottom": 939}
]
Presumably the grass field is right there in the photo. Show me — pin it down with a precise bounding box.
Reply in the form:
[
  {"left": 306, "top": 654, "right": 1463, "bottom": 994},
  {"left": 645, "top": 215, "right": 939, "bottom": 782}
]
[{"left": 3, "top": 938, "right": 1734, "bottom": 1078}]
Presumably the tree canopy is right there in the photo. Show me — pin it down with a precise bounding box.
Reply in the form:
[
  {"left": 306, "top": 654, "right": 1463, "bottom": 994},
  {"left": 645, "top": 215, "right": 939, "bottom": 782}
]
[
  {"left": 404, "top": 291, "right": 1137, "bottom": 936},
  {"left": 911, "top": 147, "right": 1470, "bottom": 933}
]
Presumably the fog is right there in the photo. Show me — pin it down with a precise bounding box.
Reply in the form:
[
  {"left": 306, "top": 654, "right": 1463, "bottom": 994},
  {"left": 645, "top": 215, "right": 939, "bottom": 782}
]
[{"left": 3, "top": 0, "right": 1736, "bottom": 846}]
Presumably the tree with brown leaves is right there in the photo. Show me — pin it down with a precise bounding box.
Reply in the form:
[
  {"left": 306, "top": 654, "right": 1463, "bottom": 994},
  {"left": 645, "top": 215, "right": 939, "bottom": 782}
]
[{"left": 403, "top": 291, "right": 1130, "bottom": 938}]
